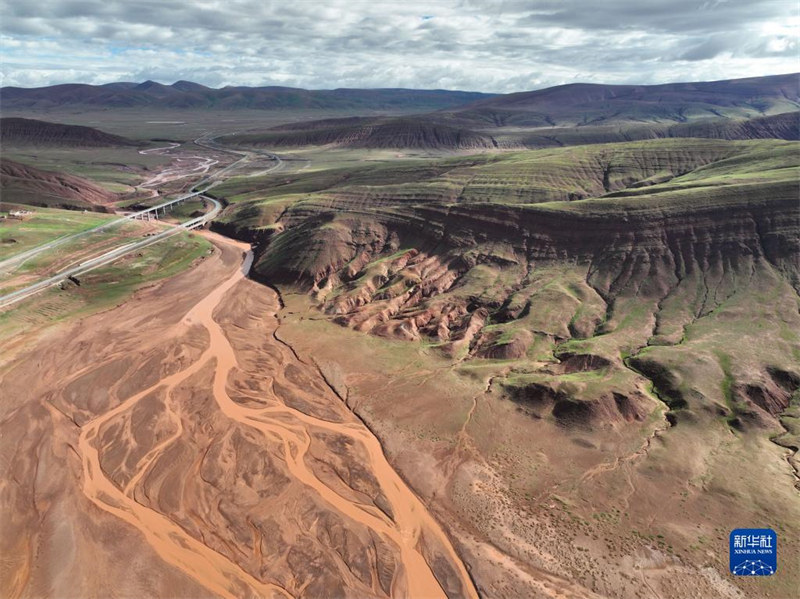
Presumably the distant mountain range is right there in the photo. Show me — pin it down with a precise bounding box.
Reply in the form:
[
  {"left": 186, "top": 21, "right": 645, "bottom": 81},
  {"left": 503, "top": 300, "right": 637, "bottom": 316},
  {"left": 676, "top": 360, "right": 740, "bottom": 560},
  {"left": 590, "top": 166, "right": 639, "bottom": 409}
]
[
  {"left": 220, "top": 74, "right": 800, "bottom": 150},
  {"left": 2, "top": 74, "right": 797, "bottom": 151},
  {"left": 0, "top": 80, "right": 494, "bottom": 111},
  {"left": 437, "top": 73, "right": 800, "bottom": 128},
  {"left": 2, "top": 74, "right": 796, "bottom": 120}
]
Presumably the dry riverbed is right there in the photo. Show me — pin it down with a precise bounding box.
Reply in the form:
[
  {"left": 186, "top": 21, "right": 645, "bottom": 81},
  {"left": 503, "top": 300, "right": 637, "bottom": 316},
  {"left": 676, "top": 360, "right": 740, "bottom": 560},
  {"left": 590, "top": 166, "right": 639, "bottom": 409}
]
[{"left": 0, "top": 232, "right": 477, "bottom": 599}]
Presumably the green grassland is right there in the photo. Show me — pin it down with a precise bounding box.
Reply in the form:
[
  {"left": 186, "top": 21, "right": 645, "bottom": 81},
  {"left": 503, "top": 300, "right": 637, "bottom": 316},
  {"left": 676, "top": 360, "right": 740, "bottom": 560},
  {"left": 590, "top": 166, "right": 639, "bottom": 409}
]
[
  {"left": 0, "top": 230, "right": 211, "bottom": 341},
  {"left": 213, "top": 139, "right": 795, "bottom": 221},
  {"left": 0, "top": 189, "right": 211, "bottom": 342},
  {"left": 0, "top": 221, "right": 154, "bottom": 297},
  {"left": 0, "top": 205, "right": 116, "bottom": 260},
  {"left": 0, "top": 140, "right": 222, "bottom": 345},
  {"left": 158, "top": 198, "right": 210, "bottom": 222}
]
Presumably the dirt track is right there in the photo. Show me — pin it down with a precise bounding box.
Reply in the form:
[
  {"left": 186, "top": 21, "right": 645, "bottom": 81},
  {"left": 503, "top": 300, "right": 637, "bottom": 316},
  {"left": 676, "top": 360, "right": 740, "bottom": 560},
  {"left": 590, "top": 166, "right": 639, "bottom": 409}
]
[{"left": 0, "top": 232, "right": 477, "bottom": 598}]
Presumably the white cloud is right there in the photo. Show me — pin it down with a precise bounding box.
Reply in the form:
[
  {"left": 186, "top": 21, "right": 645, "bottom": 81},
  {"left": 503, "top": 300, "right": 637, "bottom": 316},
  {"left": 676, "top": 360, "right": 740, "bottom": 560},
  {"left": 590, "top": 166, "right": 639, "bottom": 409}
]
[{"left": 0, "top": 0, "right": 796, "bottom": 91}]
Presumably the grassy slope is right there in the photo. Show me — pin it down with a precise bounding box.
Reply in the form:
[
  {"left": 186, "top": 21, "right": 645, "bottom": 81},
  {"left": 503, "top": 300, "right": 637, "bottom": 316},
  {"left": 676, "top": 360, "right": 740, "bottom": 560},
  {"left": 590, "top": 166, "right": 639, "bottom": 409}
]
[
  {"left": 490, "top": 111, "right": 800, "bottom": 148},
  {"left": 0, "top": 117, "right": 140, "bottom": 147},
  {"left": 217, "top": 137, "right": 799, "bottom": 432},
  {"left": 0, "top": 221, "right": 160, "bottom": 296},
  {"left": 0, "top": 228, "right": 211, "bottom": 341},
  {"left": 215, "top": 139, "right": 789, "bottom": 211},
  {"left": 222, "top": 117, "right": 498, "bottom": 150},
  {"left": 0, "top": 205, "right": 115, "bottom": 260}
]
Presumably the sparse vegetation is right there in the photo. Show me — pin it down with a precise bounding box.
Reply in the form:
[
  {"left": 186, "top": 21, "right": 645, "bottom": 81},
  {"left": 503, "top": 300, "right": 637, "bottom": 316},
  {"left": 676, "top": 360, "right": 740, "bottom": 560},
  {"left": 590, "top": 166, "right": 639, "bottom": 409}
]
[{"left": 3, "top": 72, "right": 799, "bottom": 599}]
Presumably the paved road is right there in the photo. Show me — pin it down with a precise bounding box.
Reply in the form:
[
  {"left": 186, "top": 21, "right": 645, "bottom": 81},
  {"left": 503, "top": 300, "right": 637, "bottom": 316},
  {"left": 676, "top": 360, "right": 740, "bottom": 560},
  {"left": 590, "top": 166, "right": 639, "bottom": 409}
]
[
  {"left": 0, "top": 133, "right": 284, "bottom": 308},
  {"left": 0, "top": 189, "right": 207, "bottom": 273},
  {"left": 193, "top": 134, "right": 283, "bottom": 186},
  {"left": 0, "top": 135, "right": 254, "bottom": 274},
  {"left": 0, "top": 197, "right": 221, "bottom": 308}
]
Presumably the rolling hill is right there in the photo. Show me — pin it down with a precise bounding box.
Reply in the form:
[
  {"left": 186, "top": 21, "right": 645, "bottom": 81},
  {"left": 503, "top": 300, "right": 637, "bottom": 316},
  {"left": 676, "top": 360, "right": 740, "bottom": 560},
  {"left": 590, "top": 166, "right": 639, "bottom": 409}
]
[
  {"left": 5, "top": 74, "right": 796, "bottom": 151},
  {"left": 504, "top": 110, "right": 800, "bottom": 148},
  {"left": 213, "top": 74, "right": 798, "bottom": 151},
  {"left": 0, "top": 159, "right": 115, "bottom": 211},
  {"left": 211, "top": 136, "right": 800, "bottom": 445},
  {"left": 208, "top": 136, "right": 800, "bottom": 598},
  {"left": 665, "top": 110, "right": 799, "bottom": 140},
  {"left": 222, "top": 117, "right": 499, "bottom": 150},
  {"left": 0, "top": 117, "right": 140, "bottom": 147},
  {"left": 436, "top": 73, "right": 800, "bottom": 128},
  {"left": 219, "top": 110, "right": 799, "bottom": 151}
]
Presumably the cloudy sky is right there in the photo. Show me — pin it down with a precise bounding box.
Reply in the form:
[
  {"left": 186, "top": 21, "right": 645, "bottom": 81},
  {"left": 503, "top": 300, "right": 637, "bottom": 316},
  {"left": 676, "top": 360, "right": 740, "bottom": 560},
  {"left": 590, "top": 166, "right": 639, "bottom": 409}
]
[{"left": 0, "top": 0, "right": 797, "bottom": 91}]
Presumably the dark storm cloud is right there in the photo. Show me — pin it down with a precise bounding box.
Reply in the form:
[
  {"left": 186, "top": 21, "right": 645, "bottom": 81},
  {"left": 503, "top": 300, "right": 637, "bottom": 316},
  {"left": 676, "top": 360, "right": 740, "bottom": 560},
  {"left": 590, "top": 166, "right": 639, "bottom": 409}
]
[
  {"left": 516, "top": 0, "right": 791, "bottom": 33},
  {"left": 678, "top": 35, "right": 736, "bottom": 62},
  {"left": 0, "top": 0, "right": 796, "bottom": 90}
]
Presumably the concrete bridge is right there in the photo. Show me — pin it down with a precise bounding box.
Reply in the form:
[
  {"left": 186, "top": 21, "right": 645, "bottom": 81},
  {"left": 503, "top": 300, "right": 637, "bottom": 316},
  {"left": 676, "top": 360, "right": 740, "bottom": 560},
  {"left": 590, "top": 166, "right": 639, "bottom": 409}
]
[
  {"left": 129, "top": 189, "right": 203, "bottom": 221},
  {"left": 0, "top": 196, "right": 222, "bottom": 308}
]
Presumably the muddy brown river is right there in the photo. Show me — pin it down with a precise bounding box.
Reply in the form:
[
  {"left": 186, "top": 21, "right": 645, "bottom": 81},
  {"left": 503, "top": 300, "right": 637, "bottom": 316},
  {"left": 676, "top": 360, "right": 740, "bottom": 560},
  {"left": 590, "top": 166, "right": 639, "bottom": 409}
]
[{"left": 17, "top": 233, "right": 479, "bottom": 598}]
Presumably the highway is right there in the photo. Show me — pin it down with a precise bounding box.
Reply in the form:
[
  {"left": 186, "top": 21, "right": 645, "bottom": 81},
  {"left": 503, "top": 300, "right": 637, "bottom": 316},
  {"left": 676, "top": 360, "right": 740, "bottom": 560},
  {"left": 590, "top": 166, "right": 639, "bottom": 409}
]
[
  {"left": 0, "top": 188, "right": 208, "bottom": 273},
  {"left": 0, "top": 196, "right": 221, "bottom": 309},
  {"left": 193, "top": 133, "right": 283, "bottom": 185},
  {"left": 0, "top": 133, "right": 285, "bottom": 308},
  {"left": 0, "top": 134, "right": 256, "bottom": 274}
]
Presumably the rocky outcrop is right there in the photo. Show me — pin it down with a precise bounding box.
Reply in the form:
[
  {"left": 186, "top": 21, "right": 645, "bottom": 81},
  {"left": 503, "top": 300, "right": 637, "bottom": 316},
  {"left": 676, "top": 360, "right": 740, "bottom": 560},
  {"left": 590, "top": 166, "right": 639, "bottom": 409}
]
[
  {"left": 735, "top": 368, "right": 800, "bottom": 419},
  {"left": 503, "top": 380, "right": 649, "bottom": 428},
  {"left": 223, "top": 137, "right": 799, "bottom": 433},
  {"left": 252, "top": 179, "right": 799, "bottom": 294}
]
